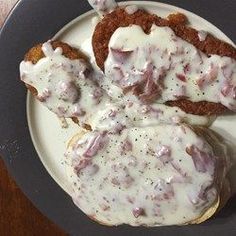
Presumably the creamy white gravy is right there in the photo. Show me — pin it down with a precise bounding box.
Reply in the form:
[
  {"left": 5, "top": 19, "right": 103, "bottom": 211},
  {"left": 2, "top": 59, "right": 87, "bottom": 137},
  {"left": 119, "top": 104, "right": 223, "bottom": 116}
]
[
  {"left": 20, "top": 42, "right": 111, "bottom": 126},
  {"left": 87, "top": 0, "right": 117, "bottom": 16},
  {"left": 89, "top": 103, "right": 212, "bottom": 132},
  {"left": 66, "top": 124, "right": 224, "bottom": 226},
  {"left": 198, "top": 30, "right": 207, "bottom": 42},
  {"left": 80, "top": 37, "right": 213, "bottom": 129},
  {"left": 105, "top": 25, "right": 236, "bottom": 110}
]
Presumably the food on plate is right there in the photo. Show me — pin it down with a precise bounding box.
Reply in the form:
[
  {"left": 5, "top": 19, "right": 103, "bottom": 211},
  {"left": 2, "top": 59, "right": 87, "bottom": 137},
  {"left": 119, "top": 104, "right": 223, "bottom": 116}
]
[
  {"left": 19, "top": 0, "right": 236, "bottom": 227},
  {"left": 19, "top": 41, "right": 211, "bottom": 128},
  {"left": 20, "top": 41, "right": 110, "bottom": 127},
  {"left": 92, "top": 8, "right": 236, "bottom": 115},
  {"left": 65, "top": 124, "right": 231, "bottom": 226}
]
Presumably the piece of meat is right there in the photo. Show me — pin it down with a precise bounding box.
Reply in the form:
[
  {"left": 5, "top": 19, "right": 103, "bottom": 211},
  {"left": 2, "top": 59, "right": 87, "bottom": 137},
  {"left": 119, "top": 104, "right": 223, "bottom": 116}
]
[
  {"left": 22, "top": 41, "right": 89, "bottom": 124},
  {"left": 93, "top": 8, "right": 236, "bottom": 71},
  {"left": 23, "top": 41, "right": 87, "bottom": 96},
  {"left": 92, "top": 8, "right": 236, "bottom": 115}
]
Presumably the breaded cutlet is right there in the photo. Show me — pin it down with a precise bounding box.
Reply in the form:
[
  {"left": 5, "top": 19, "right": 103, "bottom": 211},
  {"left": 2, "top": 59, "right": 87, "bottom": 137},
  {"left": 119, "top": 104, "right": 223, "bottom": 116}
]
[
  {"left": 92, "top": 8, "right": 236, "bottom": 116},
  {"left": 23, "top": 41, "right": 91, "bottom": 126},
  {"left": 24, "top": 41, "right": 87, "bottom": 96}
]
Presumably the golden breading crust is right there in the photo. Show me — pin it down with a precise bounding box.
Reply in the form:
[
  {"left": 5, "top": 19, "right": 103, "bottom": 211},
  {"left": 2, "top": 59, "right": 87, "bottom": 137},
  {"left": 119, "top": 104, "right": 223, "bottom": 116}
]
[
  {"left": 23, "top": 41, "right": 93, "bottom": 128},
  {"left": 24, "top": 41, "right": 87, "bottom": 96},
  {"left": 92, "top": 8, "right": 236, "bottom": 115},
  {"left": 24, "top": 41, "right": 85, "bottom": 64}
]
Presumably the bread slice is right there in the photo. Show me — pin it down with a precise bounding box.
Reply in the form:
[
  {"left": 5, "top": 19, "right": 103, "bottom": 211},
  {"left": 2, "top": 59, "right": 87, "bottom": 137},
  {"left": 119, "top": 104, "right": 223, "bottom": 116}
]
[{"left": 65, "top": 125, "right": 231, "bottom": 226}]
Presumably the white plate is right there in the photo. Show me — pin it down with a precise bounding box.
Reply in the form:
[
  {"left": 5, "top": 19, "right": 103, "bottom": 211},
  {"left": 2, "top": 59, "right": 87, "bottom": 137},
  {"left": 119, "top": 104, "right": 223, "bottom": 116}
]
[{"left": 27, "top": 1, "right": 236, "bottom": 195}]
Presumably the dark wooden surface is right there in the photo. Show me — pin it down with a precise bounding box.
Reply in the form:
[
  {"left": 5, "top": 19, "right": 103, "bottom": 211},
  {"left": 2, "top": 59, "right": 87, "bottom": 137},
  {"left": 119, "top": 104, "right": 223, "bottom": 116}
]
[{"left": 0, "top": 1, "right": 66, "bottom": 235}]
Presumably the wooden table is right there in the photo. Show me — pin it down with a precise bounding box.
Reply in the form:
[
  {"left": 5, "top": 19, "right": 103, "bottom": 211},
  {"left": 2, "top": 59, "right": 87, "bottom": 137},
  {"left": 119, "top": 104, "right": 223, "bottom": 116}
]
[{"left": 0, "top": 1, "right": 66, "bottom": 235}]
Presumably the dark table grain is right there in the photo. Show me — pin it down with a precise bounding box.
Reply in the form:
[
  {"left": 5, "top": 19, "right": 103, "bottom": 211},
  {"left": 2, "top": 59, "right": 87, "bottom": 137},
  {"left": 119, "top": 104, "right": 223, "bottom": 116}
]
[{"left": 0, "top": 1, "right": 66, "bottom": 235}]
